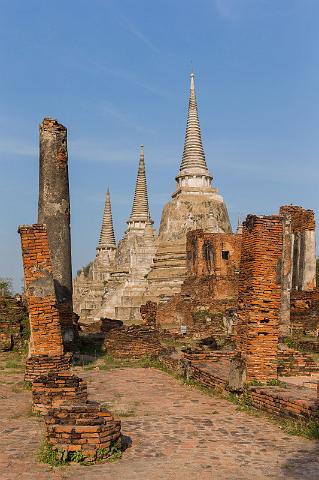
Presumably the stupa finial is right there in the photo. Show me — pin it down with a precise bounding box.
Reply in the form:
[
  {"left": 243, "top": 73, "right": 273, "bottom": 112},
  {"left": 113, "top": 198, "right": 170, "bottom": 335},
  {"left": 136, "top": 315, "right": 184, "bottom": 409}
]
[
  {"left": 128, "top": 145, "right": 153, "bottom": 227},
  {"left": 98, "top": 188, "right": 116, "bottom": 248},
  {"left": 179, "top": 72, "right": 209, "bottom": 173}
]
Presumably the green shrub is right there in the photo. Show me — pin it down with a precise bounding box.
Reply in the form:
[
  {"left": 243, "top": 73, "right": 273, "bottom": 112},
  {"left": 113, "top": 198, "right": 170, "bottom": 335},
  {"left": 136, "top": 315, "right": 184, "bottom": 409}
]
[{"left": 37, "top": 442, "right": 68, "bottom": 466}]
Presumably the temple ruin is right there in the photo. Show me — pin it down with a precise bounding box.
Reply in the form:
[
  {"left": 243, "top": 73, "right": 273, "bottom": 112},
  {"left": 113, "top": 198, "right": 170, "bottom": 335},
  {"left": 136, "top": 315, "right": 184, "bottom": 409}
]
[
  {"left": 4, "top": 73, "right": 318, "bottom": 471},
  {"left": 73, "top": 73, "right": 231, "bottom": 323}
]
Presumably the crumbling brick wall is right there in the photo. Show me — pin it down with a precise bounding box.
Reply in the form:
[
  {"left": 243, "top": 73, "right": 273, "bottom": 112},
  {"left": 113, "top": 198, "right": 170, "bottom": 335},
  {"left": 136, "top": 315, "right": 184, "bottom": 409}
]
[
  {"left": 157, "top": 230, "right": 241, "bottom": 331},
  {"left": 140, "top": 301, "right": 157, "bottom": 326},
  {"left": 104, "top": 324, "right": 166, "bottom": 359},
  {"left": 280, "top": 206, "right": 315, "bottom": 232},
  {"left": 277, "top": 347, "right": 319, "bottom": 376},
  {"left": 290, "top": 290, "right": 319, "bottom": 335},
  {"left": 236, "top": 215, "right": 283, "bottom": 381},
  {"left": 18, "top": 224, "right": 71, "bottom": 380},
  {"left": 186, "top": 230, "right": 242, "bottom": 278}
]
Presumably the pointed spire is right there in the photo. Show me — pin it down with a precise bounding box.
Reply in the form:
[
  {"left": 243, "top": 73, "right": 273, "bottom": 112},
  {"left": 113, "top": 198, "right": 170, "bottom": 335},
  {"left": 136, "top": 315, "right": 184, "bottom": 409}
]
[
  {"left": 128, "top": 145, "right": 153, "bottom": 227},
  {"left": 236, "top": 217, "right": 243, "bottom": 235},
  {"left": 98, "top": 188, "right": 116, "bottom": 248},
  {"left": 179, "top": 72, "right": 209, "bottom": 173}
]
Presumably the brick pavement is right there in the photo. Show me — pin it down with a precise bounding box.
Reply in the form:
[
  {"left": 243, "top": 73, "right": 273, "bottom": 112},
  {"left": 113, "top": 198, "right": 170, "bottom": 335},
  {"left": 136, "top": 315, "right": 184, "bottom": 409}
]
[{"left": 1, "top": 366, "right": 319, "bottom": 479}]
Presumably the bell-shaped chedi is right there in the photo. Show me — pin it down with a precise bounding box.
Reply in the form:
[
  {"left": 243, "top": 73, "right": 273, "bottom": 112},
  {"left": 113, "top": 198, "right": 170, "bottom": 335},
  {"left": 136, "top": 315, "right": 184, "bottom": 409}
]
[{"left": 146, "top": 73, "right": 231, "bottom": 299}]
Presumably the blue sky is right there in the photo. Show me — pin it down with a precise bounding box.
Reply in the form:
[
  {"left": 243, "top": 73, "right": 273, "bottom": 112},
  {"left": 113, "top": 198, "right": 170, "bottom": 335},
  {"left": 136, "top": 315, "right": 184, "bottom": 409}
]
[{"left": 0, "top": 0, "right": 318, "bottom": 291}]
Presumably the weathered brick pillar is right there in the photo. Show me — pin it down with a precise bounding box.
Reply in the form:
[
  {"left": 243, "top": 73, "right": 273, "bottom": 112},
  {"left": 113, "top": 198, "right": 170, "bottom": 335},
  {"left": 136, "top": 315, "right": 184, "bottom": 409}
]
[
  {"left": 236, "top": 215, "right": 283, "bottom": 382},
  {"left": 18, "top": 224, "right": 71, "bottom": 381},
  {"left": 38, "top": 118, "right": 75, "bottom": 347}
]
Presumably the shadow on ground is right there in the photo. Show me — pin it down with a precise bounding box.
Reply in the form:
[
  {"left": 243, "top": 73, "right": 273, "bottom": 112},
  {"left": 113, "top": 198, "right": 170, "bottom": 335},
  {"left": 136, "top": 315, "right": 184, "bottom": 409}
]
[{"left": 281, "top": 442, "right": 319, "bottom": 479}]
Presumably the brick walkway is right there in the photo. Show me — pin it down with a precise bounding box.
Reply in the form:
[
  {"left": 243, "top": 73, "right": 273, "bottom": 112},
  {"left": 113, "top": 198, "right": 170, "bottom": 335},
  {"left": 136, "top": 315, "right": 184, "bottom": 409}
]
[{"left": 1, "top": 367, "right": 319, "bottom": 479}]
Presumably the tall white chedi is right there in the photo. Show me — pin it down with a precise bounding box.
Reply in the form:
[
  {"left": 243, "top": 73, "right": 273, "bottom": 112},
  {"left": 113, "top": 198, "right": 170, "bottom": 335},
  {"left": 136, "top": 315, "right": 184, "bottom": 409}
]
[
  {"left": 116, "top": 145, "right": 156, "bottom": 271},
  {"left": 72, "top": 187, "right": 117, "bottom": 320},
  {"left": 97, "top": 146, "right": 157, "bottom": 321},
  {"left": 146, "top": 73, "right": 232, "bottom": 299},
  {"left": 126, "top": 145, "right": 154, "bottom": 232},
  {"left": 93, "top": 188, "right": 117, "bottom": 280}
]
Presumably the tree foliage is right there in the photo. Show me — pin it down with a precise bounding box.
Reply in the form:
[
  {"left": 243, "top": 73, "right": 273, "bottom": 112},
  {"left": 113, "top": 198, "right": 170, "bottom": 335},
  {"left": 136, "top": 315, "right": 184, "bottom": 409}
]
[{"left": 0, "top": 277, "right": 14, "bottom": 296}]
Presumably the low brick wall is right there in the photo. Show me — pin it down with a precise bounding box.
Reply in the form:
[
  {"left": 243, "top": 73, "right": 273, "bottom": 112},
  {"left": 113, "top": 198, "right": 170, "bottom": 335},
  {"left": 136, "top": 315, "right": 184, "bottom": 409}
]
[
  {"left": 32, "top": 373, "right": 88, "bottom": 414},
  {"left": 183, "top": 350, "right": 233, "bottom": 362},
  {"left": 45, "top": 403, "right": 121, "bottom": 460},
  {"left": 277, "top": 348, "right": 319, "bottom": 376},
  {"left": 189, "top": 363, "right": 229, "bottom": 394},
  {"left": 104, "top": 324, "right": 166, "bottom": 359},
  {"left": 160, "top": 355, "right": 229, "bottom": 394},
  {"left": 25, "top": 353, "right": 72, "bottom": 382},
  {"left": 296, "top": 340, "right": 319, "bottom": 353},
  {"left": 160, "top": 354, "right": 319, "bottom": 422},
  {"left": 249, "top": 386, "right": 319, "bottom": 420}
]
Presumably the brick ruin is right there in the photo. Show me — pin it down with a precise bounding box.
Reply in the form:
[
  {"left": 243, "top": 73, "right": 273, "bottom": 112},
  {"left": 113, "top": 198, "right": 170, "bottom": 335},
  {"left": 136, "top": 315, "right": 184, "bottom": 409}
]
[
  {"left": 45, "top": 403, "right": 121, "bottom": 460},
  {"left": 18, "top": 223, "right": 121, "bottom": 460},
  {"left": 104, "top": 324, "right": 165, "bottom": 359},
  {"left": 103, "top": 302, "right": 175, "bottom": 359},
  {"left": 152, "top": 206, "right": 318, "bottom": 383},
  {"left": 290, "top": 290, "right": 319, "bottom": 335},
  {"left": 156, "top": 230, "right": 242, "bottom": 336},
  {"left": 18, "top": 224, "right": 71, "bottom": 382},
  {"left": 236, "top": 215, "right": 283, "bottom": 382},
  {"left": 140, "top": 300, "right": 157, "bottom": 326}
]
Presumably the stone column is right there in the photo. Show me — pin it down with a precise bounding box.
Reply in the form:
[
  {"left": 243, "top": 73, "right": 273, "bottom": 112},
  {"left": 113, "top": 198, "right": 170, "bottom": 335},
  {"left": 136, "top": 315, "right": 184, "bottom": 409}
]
[
  {"left": 279, "top": 215, "right": 292, "bottom": 337},
  {"left": 236, "top": 215, "right": 283, "bottom": 382},
  {"left": 280, "top": 206, "right": 316, "bottom": 292},
  {"left": 38, "top": 118, "right": 74, "bottom": 346}
]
